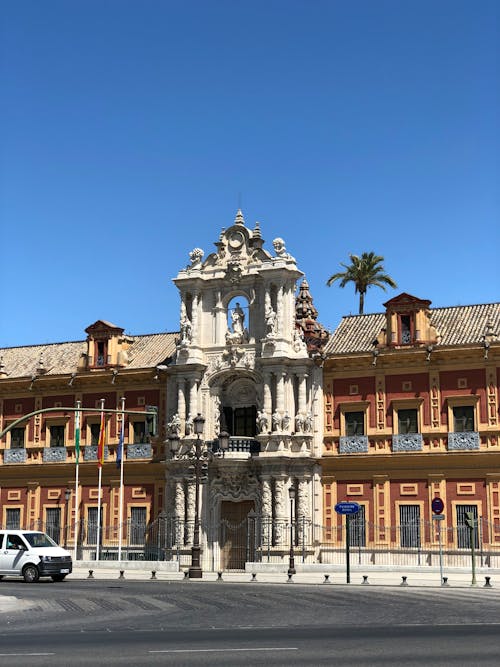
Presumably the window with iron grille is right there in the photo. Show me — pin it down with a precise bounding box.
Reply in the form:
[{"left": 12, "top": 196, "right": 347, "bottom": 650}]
[
  {"left": 46, "top": 508, "right": 61, "bottom": 544},
  {"left": 348, "top": 505, "right": 366, "bottom": 546},
  {"left": 345, "top": 411, "right": 365, "bottom": 436},
  {"left": 10, "top": 427, "right": 25, "bottom": 449},
  {"left": 399, "top": 505, "right": 421, "bottom": 547},
  {"left": 453, "top": 406, "right": 475, "bottom": 432},
  {"left": 130, "top": 507, "right": 147, "bottom": 544},
  {"left": 50, "top": 424, "right": 65, "bottom": 447},
  {"left": 456, "top": 505, "right": 479, "bottom": 549},
  {"left": 398, "top": 409, "right": 418, "bottom": 434},
  {"left": 87, "top": 507, "right": 98, "bottom": 545},
  {"left": 5, "top": 508, "right": 20, "bottom": 529}
]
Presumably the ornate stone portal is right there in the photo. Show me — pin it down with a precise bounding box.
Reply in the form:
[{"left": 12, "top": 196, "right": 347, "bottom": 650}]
[{"left": 164, "top": 211, "right": 328, "bottom": 568}]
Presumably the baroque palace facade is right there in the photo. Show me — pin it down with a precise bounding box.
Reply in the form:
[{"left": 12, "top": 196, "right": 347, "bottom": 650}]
[{"left": 1, "top": 211, "right": 499, "bottom": 567}]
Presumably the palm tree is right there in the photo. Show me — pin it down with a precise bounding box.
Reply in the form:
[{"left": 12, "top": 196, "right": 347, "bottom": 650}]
[{"left": 326, "top": 252, "right": 397, "bottom": 314}]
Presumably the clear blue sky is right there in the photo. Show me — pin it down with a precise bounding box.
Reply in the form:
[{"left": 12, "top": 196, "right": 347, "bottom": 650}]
[{"left": 1, "top": 0, "right": 498, "bottom": 347}]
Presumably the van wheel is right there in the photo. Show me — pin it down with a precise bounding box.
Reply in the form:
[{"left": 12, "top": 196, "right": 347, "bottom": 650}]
[
  {"left": 51, "top": 574, "right": 66, "bottom": 582},
  {"left": 0, "top": 575, "right": 4, "bottom": 580},
  {"left": 23, "top": 564, "right": 40, "bottom": 583}
]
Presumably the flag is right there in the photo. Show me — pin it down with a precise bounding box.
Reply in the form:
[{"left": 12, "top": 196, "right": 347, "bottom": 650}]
[
  {"left": 97, "top": 410, "right": 105, "bottom": 468},
  {"left": 116, "top": 419, "right": 124, "bottom": 468},
  {"left": 75, "top": 408, "right": 81, "bottom": 465}
]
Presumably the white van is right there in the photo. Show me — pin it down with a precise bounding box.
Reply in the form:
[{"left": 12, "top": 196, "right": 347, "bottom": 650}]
[{"left": 0, "top": 530, "right": 72, "bottom": 582}]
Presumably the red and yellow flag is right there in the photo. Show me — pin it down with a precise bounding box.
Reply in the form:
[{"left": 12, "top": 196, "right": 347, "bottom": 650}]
[{"left": 97, "top": 410, "right": 105, "bottom": 468}]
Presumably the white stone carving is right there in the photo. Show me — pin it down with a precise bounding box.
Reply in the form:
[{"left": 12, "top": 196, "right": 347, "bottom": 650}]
[
  {"left": 257, "top": 410, "right": 269, "bottom": 433},
  {"left": 273, "top": 237, "right": 295, "bottom": 262},
  {"left": 185, "top": 413, "right": 193, "bottom": 436},
  {"left": 188, "top": 247, "right": 204, "bottom": 269},
  {"left": 179, "top": 314, "right": 192, "bottom": 345},
  {"left": 295, "top": 412, "right": 305, "bottom": 433},
  {"left": 167, "top": 413, "right": 181, "bottom": 436},
  {"left": 304, "top": 411, "right": 313, "bottom": 433}
]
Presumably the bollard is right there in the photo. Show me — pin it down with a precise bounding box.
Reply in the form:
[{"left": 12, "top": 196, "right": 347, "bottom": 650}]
[
  {"left": 87, "top": 569, "right": 94, "bottom": 579},
  {"left": 251, "top": 572, "right": 257, "bottom": 582},
  {"left": 183, "top": 570, "right": 189, "bottom": 579},
  {"left": 287, "top": 573, "right": 294, "bottom": 583},
  {"left": 442, "top": 577, "right": 449, "bottom": 587},
  {"left": 150, "top": 571, "right": 157, "bottom": 580},
  {"left": 119, "top": 570, "right": 125, "bottom": 579},
  {"left": 362, "top": 575, "right": 369, "bottom": 585},
  {"left": 484, "top": 576, "right": 493, "bottom": 588},
  {"left": 400, "top": 576, "right": 408, "bottom": 586},
  {"left": 323, "top": 574, "right": 331, "bottom": 584},
  {"left": 217, "top": 571, "right": 223, "bottom": 581}
]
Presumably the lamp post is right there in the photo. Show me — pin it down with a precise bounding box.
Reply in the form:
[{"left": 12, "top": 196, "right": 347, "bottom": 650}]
[
  {"left": 169, "top": 414, "right": 229, "bottom": 580},
  {"left": 64, "top": 488, "right": 71, "bottom": 549},
  {"left": 288, "top": 486, "right": 296, "bottom": 576}
]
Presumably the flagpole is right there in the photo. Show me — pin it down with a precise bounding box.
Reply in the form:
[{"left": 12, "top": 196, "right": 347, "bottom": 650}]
[
  {"left": 73, "top": 400, "right": 81, "bottom": 563},
  {"left": 118, "top": 396, "right": 126, "bottom": 561},
  {"left": 95, "top": 398, "right": 105, "bottom": 562}
]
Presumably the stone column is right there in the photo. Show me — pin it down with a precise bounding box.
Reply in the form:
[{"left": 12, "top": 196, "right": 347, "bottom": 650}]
[
  {"left": 298, "top": 372, "right": 308, "bottom": 414},
  {"left": 263, "top": 372, "right": 272, "bottom": 416},
  {"left": 261, "top": 476, "right": 273, "bottom": 547},
  {"left": 274, "top": 477, "right": 286, "bottom": 543},
  {"left": 191, "top": 292, "right": 199, "bottom": 344},
  {"left": 276, "top": 284, "right": 284, "bottom": 336},
  {"left": 189, "top": 378, "right": 198, "bottom": 419},
  {"left": 186, "top": 480, "right": 195, "bottom": 544},
  {"left": 276, "top": 373, "right": 285, "bottom": 414},
  {"left": 174, "top": 479, "right": 185, "bottom": 544},
  {"left": 297, "top": 477, "right": 310, "bottom": 542},
  {"left": 177, "top": 380, "right": 186, "bottom": 422}
]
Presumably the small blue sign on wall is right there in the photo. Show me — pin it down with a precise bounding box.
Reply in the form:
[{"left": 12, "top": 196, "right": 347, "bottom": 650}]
[{"left": 334, "top": 502, "right": 360, "bottom": 515}]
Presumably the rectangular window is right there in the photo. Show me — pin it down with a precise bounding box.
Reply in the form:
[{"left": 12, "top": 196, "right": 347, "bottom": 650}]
[
  {"left": 90, "top": 423, "right": 101, "bottom": 446},
  {"left": 6, "top": 508, "right": 21, "bottom": 529},
  {"left": 133, "top": 421, "right": 147, "bottom": 444},
  {"left": 399, "top": 505, "right": 421, "bottom": 547},
  {"left": 130, "top": 507, "right": 147, "bottom": 545},
  {"left": 398, "top": 409, "right": 418, "bottom": 434},
  {"left": 223, "top": 407, "right": 257, "bottom": 437},
  {"left": 345, "top": 411, "right": 365, "bottom": 436},
  {"left": 50, "top": 425, "right": 65, "bottom": 447},
  {"left": 46, "top": 508, "right": 61, "bottom": 544},
  {"left": 456, "top": 505, "right": 479, "bottom": 549},
  {"left": 87, "top": 507, "right": 98, "bottom": 545},
  {"left": 453, "top": 406, "right": 475, "bottom": 432},
  {"left": 10, "top": 427, "right": 25, "bottom": 449},
  {"left": 348, "top": 505, "right": 366, "bottom": 547}
]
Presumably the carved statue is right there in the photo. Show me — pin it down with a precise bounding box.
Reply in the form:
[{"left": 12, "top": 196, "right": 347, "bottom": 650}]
[
  {"left": 282, "top": 411, "right": 290, "bottom": 431},
  {"left": 265, "top": 304, "right": 277, "bottom": 337},
  {"left": 185, "top": 413, "right": 193, "bottom": 436},
  {"left": 293, "top": 327, "right": 307, "bottom": 352},
  {"left": 180, "top": 314, "right": 192, "bottom": 344},
  {"left": 167, "top": 413, "right": 181, "bottom": 436},
  {"left": 231, "top": 302, "right": 245, "bottom": 335},
  {"left": 257, "top": 410, "right": 269, "bottom": 433},
  {"left": 294, "top": 412, "right": 305, "bottom": 433},
  {"left": 304, "top": 411, "right": 313, "bottom": 433},
  {"left": 188, "top": 247, "right": 204, "bottom": 268},
  {"left": 272, "top": 237, "right": 295, "bottom": 261},
  {"left": 272, "top": 410, "right": 281, "bottom": 432}
]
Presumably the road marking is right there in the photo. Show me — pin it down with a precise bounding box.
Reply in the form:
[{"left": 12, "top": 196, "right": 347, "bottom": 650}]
[
  {"left": 0, "top": 654, "right": 55, "bottom": 657},
  {"left": 150, "top": 648, "right": 298, "bottom": 653}
]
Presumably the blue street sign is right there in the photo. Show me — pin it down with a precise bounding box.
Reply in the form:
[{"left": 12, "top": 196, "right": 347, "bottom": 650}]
[
  {"left": 335, "top": 502, "right": 360, "bottom": 515},
  {"left": 432, "top": 498, "right": 445, "bottom": 515}
]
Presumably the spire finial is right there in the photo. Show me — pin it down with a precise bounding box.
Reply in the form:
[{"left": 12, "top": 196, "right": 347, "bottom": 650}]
[{"left": 234, "top": 209, "right": 245, "bottom": 225}]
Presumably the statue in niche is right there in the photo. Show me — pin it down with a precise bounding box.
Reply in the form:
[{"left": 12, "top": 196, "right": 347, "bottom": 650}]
[
  {"left": 272, "top": 410, "right": 281, "bottom": 432},
  {"left": 272, "top": 237, "right": 295, "bottom": 261},
  {"left": 231, "top": 302, "right": 245, "bottom": 335},
  {"left": 282, "top": 411, "right": 290, "bottom": 431},
  {"left": 293, "top": 327, "right": 307, "bottom": 352},
  {"left": 167, "top": 413, "right": 181, "bottom": 436},
  {"left": 185, "top": 414, "right": 193, "bottom": 436},
  {"left": 188, "top": 247, "right": 204, "bottom": 269},
  {"left": 257, "top": 410, "right": 269, "bottom": 433},
  {"left": 295, "top": 412, "right": 305, "bottom": 433},
  {"left": 265, "top": 304, "right": 277, "bottom": 337},
  {"left": 180, "top": 314, "right": 192, "bottom": 345},
  {"left": 304, "top": 411, "right": 313, "bottom": 433}
]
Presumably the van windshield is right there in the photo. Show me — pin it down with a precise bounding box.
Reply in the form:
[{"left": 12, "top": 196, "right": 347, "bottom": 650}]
[{"left": 23, "top": 532, "right": 58, "bottom": 548}]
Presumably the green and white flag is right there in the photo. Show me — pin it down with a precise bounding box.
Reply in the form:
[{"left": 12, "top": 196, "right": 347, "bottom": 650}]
[{"left": 75, "top": 407, "right": 81, "bottom": 465}]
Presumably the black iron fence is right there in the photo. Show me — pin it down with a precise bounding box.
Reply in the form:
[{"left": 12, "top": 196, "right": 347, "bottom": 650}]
[{"left": 7, "top": 515, "right": 500, "bottom": 571}]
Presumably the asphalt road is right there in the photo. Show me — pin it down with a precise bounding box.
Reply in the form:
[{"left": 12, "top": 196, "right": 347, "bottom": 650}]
[{"left": 1, "top": 579, "right": 499, "bottom": 665}]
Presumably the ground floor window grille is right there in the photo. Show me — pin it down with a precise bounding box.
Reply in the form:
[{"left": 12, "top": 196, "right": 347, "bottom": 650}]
[
  {"left": 456, "top": 505, "right": 479, "bottom": 549},
  {"left": 6, "top": 508, "right": 20, "bottom": 529},
  {"left": 46, "top": 508, "right": 61, "bottom": 544},
  {"left": 130, "top": 507, "right": 147, "bottom": 545},
  {"left": 399, "top": 505, "right": 421, "bottom": 547},
  {"left": 87, "top": 507, "right": 98, "bottom": 544},
  {"left": 349, "top": 505, "right": 366, "bottom": 547}
]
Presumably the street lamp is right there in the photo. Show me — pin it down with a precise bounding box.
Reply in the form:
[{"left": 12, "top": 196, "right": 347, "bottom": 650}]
[
  {"left": 64, "top": 488, "right": 71, "bottom": 549},
  {"left": 288, "top": 485, "right": 296, "bottom": 576},
  {"left": 169, "top": 414, "right": 229, "bottom": 579}
]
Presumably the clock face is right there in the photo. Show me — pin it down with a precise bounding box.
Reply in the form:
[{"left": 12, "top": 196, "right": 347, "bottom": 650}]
[{"left": 228, "top": 231, "right": 244, "bottom": 249}]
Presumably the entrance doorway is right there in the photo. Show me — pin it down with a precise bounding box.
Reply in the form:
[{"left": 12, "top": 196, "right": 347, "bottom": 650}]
[{"left": 220, "top": 500, "right": 255, "bottom": 570}]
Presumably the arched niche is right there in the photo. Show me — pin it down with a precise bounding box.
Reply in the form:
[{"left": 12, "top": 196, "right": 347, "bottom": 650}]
[{"left": 226, "top": 295, "right": 250, "bottom": 343}]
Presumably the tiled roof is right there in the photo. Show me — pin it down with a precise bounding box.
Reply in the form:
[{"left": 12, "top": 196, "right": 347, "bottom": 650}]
[
  {"left": 325, "top": 303, "right": 500, "bottom": 355},
  {"left": 0, "top": 333, "right": 178, "bottom": 379}
]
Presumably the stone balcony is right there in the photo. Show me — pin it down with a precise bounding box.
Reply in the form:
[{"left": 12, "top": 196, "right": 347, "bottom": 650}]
[
  {"left": 447, "top": 432, "right": 480, "bottom": 451},
  {"left": 43, "top": 446, "right": 67, "bottom": 462},
  {"left": 392, "top": 434, "right": 423, "bottom": 452},
  {"left": 339, "top": 435, "right": 369, "bottom": 454},
  {"left": 127, "top": 443, "right": 153, "bottom": 459},
  {"left": 4, "top": 448, "right": 27, "bottom": 463}
]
